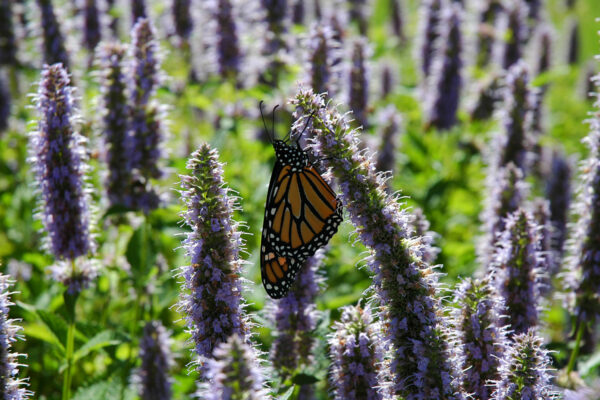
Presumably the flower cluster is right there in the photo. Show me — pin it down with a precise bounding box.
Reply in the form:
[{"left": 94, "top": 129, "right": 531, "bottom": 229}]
[
  {"left": 0, "top": 0, "right": 17, "bottom": 66},
  {"left": 328, "top": 303, "right": 385, "bottom": 400},
  {"left": 82, "top": 0, "right": 101, "bottom": 52},
  {"left": 495, "top": 0, "right": 528, "bottom": 70},
  {"left": 131, "top": 0, "right": 148, "bottom": 24},
  {"left": 531, "top": 199, "right": 557, "bottom": 293},
  {"left": 545, "top": 151, "right": 571, "bottom": 256},
  {"left": 408, "top": 207, "right": 440, "bottom": 265},
  {"left": 30, "top": 63, "right": 94, "bottom": 261},
  {"left": 390, "top": 0, "right": 405, "bottom": 41},
  {"left": 305, "top": 24, "right": 339, "bottom": 96},
  {"left": 134, "top": 321, "right": 174, "bottom": 400},
  {"left": 475, "top": 0, "right": 503, "bottom": 68},
  {"left": 492, "top": 330, "right": 556, "bottom": 399},
  {"left": 425, "top": 2, "right": 463, "bottom": 131},
  {"left": 348, "top": 0, "right": 368, "bottom": 35},
  {"left": 418, "top": 0, "right": 442, "bottom": 78},
  {"left": 211, "top": 0, "right": 242, "bottom": 83},
  {"left": 568, "top": 19, "right": 579, "bottom": 66},
  {"left": 177, "top": 143, "right": 249, "bottom": 368},
  {"left": 492, "top": 209, "right": 545, "bottom": 336},
  {"left": 470, "top": 73, "right": 502, "bottom": 121},
  {"left": 0, "top": 74, "right": 10, "bottom": 133},
  {"left": 375, "top": 105, "right": 402, "bottom": 176},
  {"left": 197, "top": 334, "right": 269, "bottom": 400},
  {"left": 126, "top": 18, "right": 165, "bottom": 212},
  {"left": 172, "top": 0, "right": 193, "bottom": 41},
  {"left": 270, "top": 249, "right": 324, "bottom": 372},
  {"left": 494, "top": 61, "right": 534, "bottom": 173},
  {"left": 348, "top": 37, "right": 370, "bottom": 129},
  {"left": 98, "top": 42, "right": 133, "bottom": 209},
  {"left": 36, "top": 0, "right": 70, "bottom": 69},
  {"left": 292, "top": 88, "right": 462, "bottom": 399},
  {"left": 0, "top": 274, "right": 32, "bottom": 399},
  {"left": 452, "top": 278, "right": 507, "bottom": 400}
]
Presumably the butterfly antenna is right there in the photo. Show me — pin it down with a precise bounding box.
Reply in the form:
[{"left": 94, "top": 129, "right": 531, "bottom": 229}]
[
  {"left": 272, "top": 105, "right": 279, "bottom": 141},
  {"left": 259, "top": 100, "right": 272, "bottom": 142}
]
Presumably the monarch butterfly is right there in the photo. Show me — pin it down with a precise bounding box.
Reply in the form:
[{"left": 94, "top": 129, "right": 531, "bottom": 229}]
[{"left": 259, "top": 103, "right": 343, "bottom": 299}]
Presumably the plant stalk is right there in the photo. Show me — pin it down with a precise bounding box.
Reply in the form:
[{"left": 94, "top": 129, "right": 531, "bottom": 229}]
[{"left": 566, "top": 319, "right": 585, "bottom": 374}]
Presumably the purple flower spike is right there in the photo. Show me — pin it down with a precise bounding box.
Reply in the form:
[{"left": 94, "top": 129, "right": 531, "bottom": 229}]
[
  {"left": 348, "top": 37, "right": 370, "bottom": 129},
  {"left": 531, "top": 199, "right": 557, "bottom": 295},
  {"left": 0, "top": 0, "right": 17, "bottom": 66},
  {"left": 494, "top": 61, "right": 534, "bottom": 173},
  {"left": 134, "top": 321, "right": 174, "bottom": 400},
  {"left": 492, "top": 209, "right": 545, "bottom": 336},
  {"left": 566, "top": 77, "right": 600, "bottom": 323},
  {"left": 480, "top": 163, "right": 528, "bottom": 267},
  {"left": 177, "top": 144, "right": 249, "bottom": 369},
  {"left": 545, "top": 151, "right": 571, "bottom": 257},
  {"left": 98, "top": 42, "right": 133, "bottom": 208},
  {"left": 131, "top": 0, "right": 147, "bottom": 25},
  {"left": 82, "top": 0, "right": 101, "bottom": 52},
  {"left": 127, "top": 18, "right": 165, "bottom": 212},
  {"left": 348, "top": 0, "right": 369, "bottom": 35},
  {"left": 567, "top": 19, "right": 580, "bottom": 65},
  {"left": 329, "top": 303, "right": 386, "bottom": 400},
  {"left": 0, "top": 274, "right": 32, "bottom": 399},
  {"left": 418, "top": 0, "right": 443, "bottom": 78},
  {"left": 197, "top": 334, "right": 270, "bottom": 399},
  {"left": 425, "top": 3, "right": 463, "bottom": 131},
  {"left": 408, "top": 207, "right": 439, "bottom": 265},
  {"left": 390, "top": 0, "right": 405, "bottom": 42},
  {"left": 470, "top": 73, "right": 502, "bottom": 121},
  {"left": 172, "top": 0, "right": 193, "bottom": 41},
  {"left": 0, "top": 74, "right": 10, "bottom": 133},
  {"left": 536, "top": 25, "right": 553, "bottom": 75},
  {"left": 495, "top": 0, "right": 527, "bottom": 70},
  {"left": 30, "top": 63, "right": 94, "bottom": 261},
  {"left": 212, "top": 0, "right": 241, "bottom": 83},
  {"left": 375, "top": 105, "right": 402, "bottom": 176},
  {"left": 475, "top": 0, "right": 503, "bottom": 68},
  {"left": 36, "top": 0, "right": 70, "bottom": 69},
  {"left": 292, "top": 88, "right": 463, "bottom": 399},
  {"left": 453, "top": 278, "right": 507, "bottom": 400},
  {"left": 271, "top": 250, "right": 325, "bottom": 373},
  {"left": 491, "top": 330, "right": 556, "bottom": 400},
  {"left": 292, "top": 0, "right": 304, "bottom": 25},
  {"left": 305, "top": 23, "right": 339, "bottom": 96}
]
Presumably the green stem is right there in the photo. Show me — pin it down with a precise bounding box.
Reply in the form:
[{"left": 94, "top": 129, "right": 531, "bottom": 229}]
[
  {"left": 567, "top": 319, "right": 585, "bottom": 374},
  {"left": 62, "top": 260, "right": 79, "bottom": 400}
]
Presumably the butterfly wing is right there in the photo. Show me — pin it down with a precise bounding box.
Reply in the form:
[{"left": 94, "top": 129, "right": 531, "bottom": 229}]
[{"left": 260, "top": 153, "right": 342, "bottom": 299}]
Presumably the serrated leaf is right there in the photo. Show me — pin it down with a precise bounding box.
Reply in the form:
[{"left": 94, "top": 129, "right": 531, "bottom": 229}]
[
  {"left": 37, "top": 309, "right": 69, "bottom": 343},
  {"left": 291, "top": 373, "right": 319, "bottom": 385},
  {"left": 22, "top": 322, "right": 65, "bottom": 354}
]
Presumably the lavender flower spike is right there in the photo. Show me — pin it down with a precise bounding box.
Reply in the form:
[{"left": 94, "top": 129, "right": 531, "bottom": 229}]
[
  {"left": 545, "top": 151, "right": 571, "bottom": 257},
  {"left": 36, "top": 0, "right": 70, "bottom": 69},
  {"left": 82, "top": 0, "right": 101, "bottom": 52},
  {"left": 177, "top": 144, "right": 249, "bottom": 368},
  {"left": 0, "top": 74, "right": 10, "bottom": 133},
  {"left": 98, "top": 42, "right": 132, "bottom": 209},
  {"left": 348, "top": 37, "right": 370, "bottom": 129},
  {"left": 492, "top": 330, "right": 556, "bottom": 400},
  {"left": 131, "top": 0, "right": 148, "bottom": 24},
  {"left": 134, "top": 321, "right": 174, "bottom": 400},
  {"left": 417, "top": 0, "right": 442, "bottom": 78},
  {"left": 0, "top": 0, "right": 17, "bottom": 66},
  {"left": 474, "top": 0, "right": 503, "bottom": 69},
  {"left": 492, "top": 209, "right": 545, "bottom": 336},
  {"left": 127, "top": 18, "right": 165, "bottom": 211},
  {"left": 425, "top": 2, "right": 463, "bottom": 131},
  {"left": 211, "top": 0, "right": 241, "bottom": 83},
  {"left": 292, "top": 88, "right": 463, "bottom": 399},
  {"left": 0, "top": 274, "right": 32, "bottom": 399},
  {"left": 566, "top": 72, "right": 600, "bottom": 324},
  {"left": 375, "top": 105, "right": 402, "bottom": 176},
  {"left": 452, "top": 278, "right": 507, "bottom": 400},
  {"left": 329, "top": 303, "right": 386, "bottom": 400},
  {"left": 493, "top": 60, "right": 534, "bottom": 173},
  {"left": 271, "top": 250, "right": 325, "bottom": 373},
  {"left": 305, "top": 24, "right": 339, "bottom": 96},
  {"left": 30, "top": 63, "right": 94, "bottom": 261},
  {"left": 172, "top": 0, "right": 193, "bottom": 41},
  {"left": 197, "top": 334, "right": 270, "bottom": 399},
  {"left": 495, "top": 0, "right": 528, "bottom": 70}
]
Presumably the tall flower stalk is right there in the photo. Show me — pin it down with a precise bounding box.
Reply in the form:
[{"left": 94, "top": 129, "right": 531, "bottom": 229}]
[
  {"left": 305, "top": 24, "right": 339, "bottom": 96},
  {"left": 545, "top": 151, "right": 571, "bottom": 257},
  {"left": 375, "top": 105, "right": 402, "bottom": 176},
  {"left": 452, "top": 278, "right": 507, "bottom": 400},
  {"left": 425, "top": 3, "right": 463, "bottom": 131},
  {"left": 98, "top": 42, "right": 133, "bottom": 209},
  {"left": 0, "top": 274, "right": 32, "bottom": 399},
  {"left": 82, "top": 0, "right": 101, "bottom": 52},
  {"left": 30, "top": 63, "right": 95, "bottom": 400},
  {"left": 293, "top": 88, "right": 462, "bottom": 399},
  {"left": 495, "top": 0, "right": 527, "bottom": 70},
  {"left": 196, "top": 335, "right": 270, "bottom": 399},
  {"left": 0, "top": 0, "right": 17, "bottom": 67},
  {"left": 475, "top": 0, "right": 503, "bottom": 68},
  {"left": 36, "top": 0, "right": 70, "bottom": 69},
  {"left": 492, "top": 330, "right": 556, "bottom": 399},
  {"left": 172, "top": 0, "right": 193, "bottom": 42},
  {"left": 328, "top": 303, "right": 386, "bottom": 400},
  {"left": 417, "top": 0, "right": 442, "bottom": 78},
  {"left": 177, "top": 144, "right": 250, "bottom": 370},
  {"left": 134, "top": 321, "right": 174, "bottom": 400},
  {"left": 211, "top": 0, "right": 242, "bottom": 84},
  {"left": 348, "top": 37, "right": 370, "bottom": 129},
  {"left": 127, "top": 18, "right": 165, "bottom": 212},
  {"left": 492, "top": 209, "right": 545, "bottom": 336}
]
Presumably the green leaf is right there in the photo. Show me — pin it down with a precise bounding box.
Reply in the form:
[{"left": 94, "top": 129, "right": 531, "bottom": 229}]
[
  {"left": 72, "top": 379, "right": 135, "bottom": 400},
  {"left": 278, "top": 386, "right": 295, "bottom": 400},
  {"left": 22, "top": 322, "right": 65, "bottom": 354},
  {"left": 125, "top": 222, "right": 157, "bottom": 285},
  {"left": 72, "top": 330, "right": 126, "bottom": 364},
  {"left": 291, "top": 373, "right": 319, "bottom": 385},
  {"left": 37, "top": 309, "right": 69, "bottom": 344}
]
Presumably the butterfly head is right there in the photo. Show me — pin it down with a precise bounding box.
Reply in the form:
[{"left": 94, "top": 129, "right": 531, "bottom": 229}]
[{"left": 273, "top": 140, "right": 308, "bottom": 169}]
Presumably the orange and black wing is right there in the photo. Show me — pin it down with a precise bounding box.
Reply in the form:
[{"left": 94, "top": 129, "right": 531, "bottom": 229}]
[{"left": 260, "top": 158, "right": 342, "bottom": 298}]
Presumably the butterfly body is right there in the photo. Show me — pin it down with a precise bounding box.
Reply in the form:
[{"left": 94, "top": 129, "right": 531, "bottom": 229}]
[{"left": 261, "top": 139, "right": 342, "bottom": 298}]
